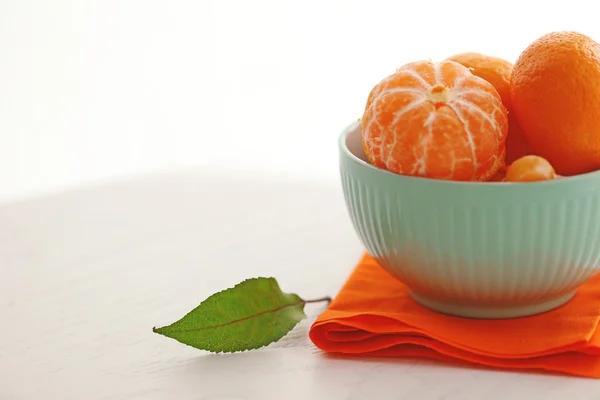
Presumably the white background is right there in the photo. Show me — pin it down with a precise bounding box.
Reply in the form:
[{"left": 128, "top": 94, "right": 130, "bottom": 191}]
[{"left": 1, "top": 0, "right": 599, "bottom": 202}]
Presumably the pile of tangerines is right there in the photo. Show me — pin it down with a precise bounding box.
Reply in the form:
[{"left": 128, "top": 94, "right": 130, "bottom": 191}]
[{"left": 361, "top": 31, "right": 600, "bottom": 183}]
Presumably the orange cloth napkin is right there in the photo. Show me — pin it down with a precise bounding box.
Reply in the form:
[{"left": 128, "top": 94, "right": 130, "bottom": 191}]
[{"left": 309, "top": 252, "right": 600, "bottom": 378}]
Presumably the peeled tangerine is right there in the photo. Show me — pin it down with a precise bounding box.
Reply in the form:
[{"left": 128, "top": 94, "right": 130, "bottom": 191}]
[
  {"left": 361, "top": 60, "right": 508, "bottom": 181},
  {"left": 446, "top": 52, "right": 533, "bottom": 164}
]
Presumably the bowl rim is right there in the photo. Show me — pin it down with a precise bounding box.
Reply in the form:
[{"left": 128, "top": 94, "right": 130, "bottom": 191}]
[{"left": 339, "top": 119, "right": 600, "bottom": 187}]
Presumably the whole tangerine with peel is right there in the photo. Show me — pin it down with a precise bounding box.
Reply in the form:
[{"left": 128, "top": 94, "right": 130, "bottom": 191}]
[
  {"left": 505, "top": 155, "right": 556, "bottom": 182},
  {"left": 447, "top": 52, "right": 532, "bottom": 164},
  {"left": 361, "top": 60, "right": 508, "bottom": 181},
  {"left": 511, "top": 31, "right": 600, "bottom": 176}
]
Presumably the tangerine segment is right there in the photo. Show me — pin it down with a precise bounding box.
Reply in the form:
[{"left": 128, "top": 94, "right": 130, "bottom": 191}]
[
  {"left": 505, "top": 155, "right": 556, "bottom": 182},
  {"left": 361, "top": 60, "right": 508, "bottom": 181}
]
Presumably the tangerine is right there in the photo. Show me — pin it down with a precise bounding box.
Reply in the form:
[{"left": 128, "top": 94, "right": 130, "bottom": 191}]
[
  {"left": 447, "top": 52, "right": 532, "bottom": 164},
  {"left": 361, "top": 60, "right": 508, "bottom": 181},
  {"left": 511, "top": 31, "right": 600, "bottom": 176}
]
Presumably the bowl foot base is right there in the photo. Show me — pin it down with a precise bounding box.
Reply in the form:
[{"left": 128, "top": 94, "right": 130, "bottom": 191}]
[{"left": 409, "top": 290, "right": 577, "bottom": 319}]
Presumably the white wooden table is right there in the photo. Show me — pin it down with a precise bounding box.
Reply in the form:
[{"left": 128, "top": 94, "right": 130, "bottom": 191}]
[{"left": 1, "top": 169, "right": 599, "bottom": 399}]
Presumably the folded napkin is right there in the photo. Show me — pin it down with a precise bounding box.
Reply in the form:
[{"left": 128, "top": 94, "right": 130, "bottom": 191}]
[{"left": 309, "top": 252, "right": 600, "bottom": 378}]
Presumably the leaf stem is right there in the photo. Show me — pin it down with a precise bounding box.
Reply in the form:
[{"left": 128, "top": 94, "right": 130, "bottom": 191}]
[{"left": 303, "top": 296, "right": 332, "bottom": 305}]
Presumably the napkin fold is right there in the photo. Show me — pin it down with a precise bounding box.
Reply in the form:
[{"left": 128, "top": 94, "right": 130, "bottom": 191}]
[{"left": 309, "top": 253, "right": 600, "bottom": 378}]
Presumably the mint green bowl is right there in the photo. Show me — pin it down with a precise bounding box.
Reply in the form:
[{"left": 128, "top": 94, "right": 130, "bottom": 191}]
[{"left": 340, "top": 120, "right": 600, "bottom": 319}]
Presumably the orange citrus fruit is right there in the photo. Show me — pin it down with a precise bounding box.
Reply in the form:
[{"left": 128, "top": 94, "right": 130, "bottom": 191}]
[
  {"left": 447, "top": 52, "right": 532, "bottom": 164},
  {"left": 361, "top": 60, "right": 508, "bottom": 181},
  {"left": 505, "top": 155, "right": 556, "bottom": 182},
  {"left": 511, "top": 31, "right": 600, "bottom": 176}
]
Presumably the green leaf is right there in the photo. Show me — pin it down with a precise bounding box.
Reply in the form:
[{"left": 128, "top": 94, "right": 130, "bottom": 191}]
[{"left": 153, "top": 277, "right": 308, "bottom": 353}]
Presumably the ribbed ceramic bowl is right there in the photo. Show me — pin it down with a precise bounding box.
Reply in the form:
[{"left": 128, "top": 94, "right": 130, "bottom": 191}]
[{"left": 340, "top": 120, "right": 600, "bottom": 319}]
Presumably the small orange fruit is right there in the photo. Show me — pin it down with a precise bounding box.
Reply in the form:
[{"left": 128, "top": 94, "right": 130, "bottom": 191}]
[
  {"left": 361, "top": 60, "right": 508, "bottom": 181},
  {"left": 511, "top": 31, "right": 600, "bottom": 176},
  {"left": 505, "top": 155, "right": 556, "bottom": 182},
  {"left": 447, "top": 52, "right": 532, "bottom": 164}
]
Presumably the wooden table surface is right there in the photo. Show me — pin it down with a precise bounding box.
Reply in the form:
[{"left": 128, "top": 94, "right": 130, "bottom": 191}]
[{"left": 2, "top": 169, "right": 599, "bottom": 399}]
